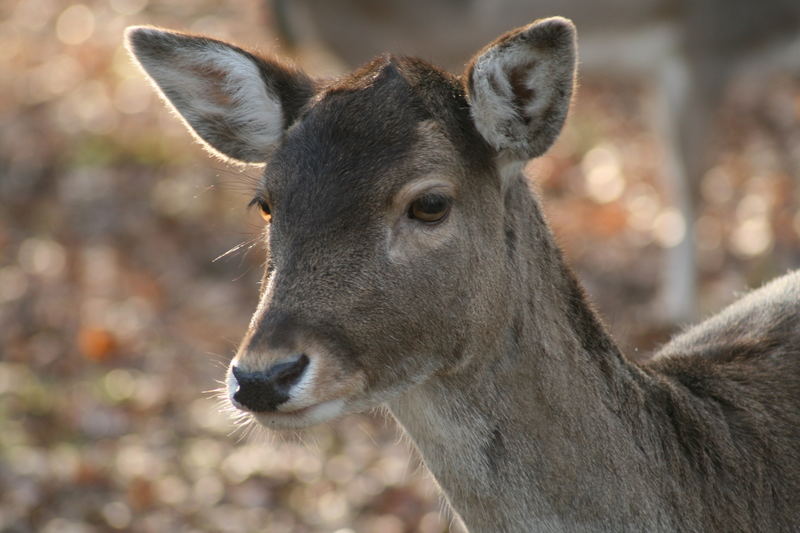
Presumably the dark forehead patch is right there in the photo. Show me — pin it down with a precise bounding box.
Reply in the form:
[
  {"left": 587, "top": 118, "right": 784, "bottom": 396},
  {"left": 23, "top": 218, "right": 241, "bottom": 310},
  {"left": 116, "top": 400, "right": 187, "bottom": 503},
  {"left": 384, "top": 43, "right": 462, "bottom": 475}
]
[
  {"left": 261, "top": 55, "right": 492, "bottom": 233},
  {"left": 284, "top": 56, "right": 430, "bottom": 183},
  {"left": 263, "top": 57, "right": 445, "bottom": 225}
]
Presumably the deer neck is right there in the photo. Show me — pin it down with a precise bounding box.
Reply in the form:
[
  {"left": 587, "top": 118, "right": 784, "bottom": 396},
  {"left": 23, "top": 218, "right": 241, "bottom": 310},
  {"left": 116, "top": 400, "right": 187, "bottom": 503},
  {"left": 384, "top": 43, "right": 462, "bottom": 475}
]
[{"left": 387, "top": 174, "right": 660, "bottom": 532}]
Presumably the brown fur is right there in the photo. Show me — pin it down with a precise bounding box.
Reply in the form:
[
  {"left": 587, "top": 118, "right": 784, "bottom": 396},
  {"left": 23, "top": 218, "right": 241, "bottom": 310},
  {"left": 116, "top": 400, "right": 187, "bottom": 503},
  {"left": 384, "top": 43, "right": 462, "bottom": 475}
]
[{"left": 128, "top": 18, "right": 800, "bottom": 533}]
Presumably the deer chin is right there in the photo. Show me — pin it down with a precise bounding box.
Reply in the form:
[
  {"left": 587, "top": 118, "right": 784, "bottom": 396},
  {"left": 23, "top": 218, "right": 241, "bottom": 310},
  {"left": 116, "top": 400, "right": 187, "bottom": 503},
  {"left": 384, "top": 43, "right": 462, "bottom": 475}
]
[{"left": 251, "top": 398, "right": 348, "bottom": 429}]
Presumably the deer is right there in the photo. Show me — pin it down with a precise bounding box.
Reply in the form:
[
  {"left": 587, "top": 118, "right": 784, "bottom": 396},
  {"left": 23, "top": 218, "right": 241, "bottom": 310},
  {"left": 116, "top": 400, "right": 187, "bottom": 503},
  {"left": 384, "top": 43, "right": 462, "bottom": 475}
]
[{"left": 126, "top": 17, "right": 800, "bottom": 533}]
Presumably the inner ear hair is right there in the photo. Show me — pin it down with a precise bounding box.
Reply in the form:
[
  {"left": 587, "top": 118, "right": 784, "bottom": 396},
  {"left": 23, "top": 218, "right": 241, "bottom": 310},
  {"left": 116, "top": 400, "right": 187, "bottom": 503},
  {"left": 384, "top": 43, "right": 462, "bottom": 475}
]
[
  {"left": 465, "top": 17, "right": 577, "bottom": 162},
  {"left": 125, "top": 26, "right": 314, "bottom": 163}
]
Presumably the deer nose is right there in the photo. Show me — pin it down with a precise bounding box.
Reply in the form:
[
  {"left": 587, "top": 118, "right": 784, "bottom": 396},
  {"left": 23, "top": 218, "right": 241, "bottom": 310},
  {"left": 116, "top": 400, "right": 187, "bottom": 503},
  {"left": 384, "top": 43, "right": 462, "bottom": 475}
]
[{"left": 231, "top": 354, "right": 310, "bottom": 412}]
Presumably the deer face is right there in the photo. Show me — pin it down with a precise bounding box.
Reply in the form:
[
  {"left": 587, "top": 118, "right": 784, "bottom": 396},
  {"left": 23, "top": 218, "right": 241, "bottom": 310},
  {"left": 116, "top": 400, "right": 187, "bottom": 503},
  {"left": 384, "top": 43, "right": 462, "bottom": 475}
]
[
  {"left": 126, "top": 18, "right": 575, "bottom": 429},
  {"left": 226, "top": 58, "right": 508, "bottom": 429}
]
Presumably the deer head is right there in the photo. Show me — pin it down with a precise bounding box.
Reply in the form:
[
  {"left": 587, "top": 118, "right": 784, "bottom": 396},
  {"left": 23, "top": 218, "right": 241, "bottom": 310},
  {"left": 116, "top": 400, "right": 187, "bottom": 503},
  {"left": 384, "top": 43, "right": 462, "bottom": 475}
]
[{"left": 126, "top": 17, "right": 576, "bottom": 430}]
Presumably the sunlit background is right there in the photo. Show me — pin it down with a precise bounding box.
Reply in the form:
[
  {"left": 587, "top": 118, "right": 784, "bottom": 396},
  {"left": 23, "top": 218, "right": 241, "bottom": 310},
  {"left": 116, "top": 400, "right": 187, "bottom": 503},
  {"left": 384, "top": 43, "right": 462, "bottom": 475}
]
[{"left": 1, "top": 1, "right": 799, "bottom": 532}]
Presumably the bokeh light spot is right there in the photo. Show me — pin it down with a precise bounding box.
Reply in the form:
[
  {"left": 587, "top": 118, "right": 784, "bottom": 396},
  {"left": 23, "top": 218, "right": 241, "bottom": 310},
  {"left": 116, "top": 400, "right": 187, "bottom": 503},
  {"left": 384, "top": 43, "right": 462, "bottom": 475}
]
[
  {"left": 17, "top": 238, "right": 66, "bottom": 279},
  {"left": 110, "top": 0, "right": 148, "bottom": 15},
  {"left": 101, "top": 501, "right": 132, "bottom": 529},
  {"left": 652, "top": 208, "right": 686, "bottom": 248},
  {"left": 56, "top": 5, "right": 96, "bottom": 45},
  {"left": 582, "top": 143, "right": 625, "bottom": 203},
  {"left": 732, "top": 216, "right": 773, "bottom": 257},
  {"left": 0, "top": 266, "right": 28, "bottom": 303}
]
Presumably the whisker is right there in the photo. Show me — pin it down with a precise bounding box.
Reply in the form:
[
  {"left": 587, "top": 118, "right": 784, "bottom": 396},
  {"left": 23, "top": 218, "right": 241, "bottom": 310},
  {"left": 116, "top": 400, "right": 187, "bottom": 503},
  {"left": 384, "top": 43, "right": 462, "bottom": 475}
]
[
  {"left": 219, "top": 338, "right": 240, "bottom": 351},
  {"left": 231, "top": 266, "right": 253, "bottom": 283},
  {"left": 202, "top": 381, "right": 230, "bottom": 397},
  {"left": 212, "top": 239, "right": 258, "bottom": 263},
  {"left": 205, "top": 352, "right": 232, "bottom": 366}
]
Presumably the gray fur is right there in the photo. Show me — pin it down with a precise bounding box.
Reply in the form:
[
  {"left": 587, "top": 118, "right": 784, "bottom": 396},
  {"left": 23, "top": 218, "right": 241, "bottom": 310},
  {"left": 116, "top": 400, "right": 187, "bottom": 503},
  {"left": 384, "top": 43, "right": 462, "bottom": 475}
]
[
  {"left": 129, "top": 18, "right": 800, "bottom": 533},
  {"left": 466, "top": 17, "right": 577, "bottom": 161}
]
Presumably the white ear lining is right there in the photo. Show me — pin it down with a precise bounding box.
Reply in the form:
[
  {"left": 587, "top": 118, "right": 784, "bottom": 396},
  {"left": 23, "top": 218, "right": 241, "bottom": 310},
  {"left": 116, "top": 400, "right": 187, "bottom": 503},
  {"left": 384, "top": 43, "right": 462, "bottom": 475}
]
[
  {"left": 156, "top": 44, "right": 283, "bottom": 160},
  {"left": 470, "top": 43, "right": 549, "bottom": 154},
  {"left": 194, "top": 45, "right": 284, "bottom": 154},
  {"left": 467, "top": 18, "right": 576, "bottom": 163},
  {"left": 129, "top": 28, "right": 286, "bottom": 162}
]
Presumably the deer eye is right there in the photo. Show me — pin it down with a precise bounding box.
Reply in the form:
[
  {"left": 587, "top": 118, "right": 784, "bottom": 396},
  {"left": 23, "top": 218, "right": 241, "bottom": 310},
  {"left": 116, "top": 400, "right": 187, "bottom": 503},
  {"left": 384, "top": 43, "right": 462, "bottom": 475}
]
[
  {"left": 408, "top": 193, "right": 451, "bottom": 224},
  {"left": 248, "top": 197, "right": 272, "bottom": 223}
]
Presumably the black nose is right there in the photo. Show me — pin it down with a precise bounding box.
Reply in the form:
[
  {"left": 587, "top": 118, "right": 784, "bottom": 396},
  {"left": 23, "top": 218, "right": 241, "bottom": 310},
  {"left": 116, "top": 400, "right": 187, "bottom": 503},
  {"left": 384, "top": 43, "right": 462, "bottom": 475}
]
[{"left": 231, "top": 354, "right": 310, "bottom": 412}]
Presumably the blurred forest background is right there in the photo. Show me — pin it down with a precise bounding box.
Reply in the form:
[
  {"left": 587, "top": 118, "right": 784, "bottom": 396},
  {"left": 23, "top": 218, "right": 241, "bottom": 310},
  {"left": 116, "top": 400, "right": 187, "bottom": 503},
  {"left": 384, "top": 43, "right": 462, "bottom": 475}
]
[{"left": 1, "top": 1, "right": 799, "bottom": 532}]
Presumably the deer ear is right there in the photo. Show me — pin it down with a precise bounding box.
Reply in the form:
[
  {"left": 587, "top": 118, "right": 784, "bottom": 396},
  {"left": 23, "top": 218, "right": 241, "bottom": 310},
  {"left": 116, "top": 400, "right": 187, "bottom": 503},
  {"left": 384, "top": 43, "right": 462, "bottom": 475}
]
[
  {"left": 125, "top": 26, "right": 315, "bottom": 163},
  {"left": 465, "top": 17, "right": 576, "bottom": 161}
]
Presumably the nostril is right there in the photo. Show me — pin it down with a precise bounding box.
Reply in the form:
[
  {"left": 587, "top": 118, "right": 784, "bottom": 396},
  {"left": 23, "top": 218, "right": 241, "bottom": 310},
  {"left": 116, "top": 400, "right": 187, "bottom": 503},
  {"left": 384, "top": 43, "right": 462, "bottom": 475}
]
[
  {"left": 273, "top": 354, "right": 309, "bottom": 388},
  {"left": 231, "top": 366, "right": 280, "bottom": 412},
  {"left": 231, "top": 365, "right": 252, "bottom": 385},
  {"left": 230, "top": 354, "right": 310, "bottom": 412}
]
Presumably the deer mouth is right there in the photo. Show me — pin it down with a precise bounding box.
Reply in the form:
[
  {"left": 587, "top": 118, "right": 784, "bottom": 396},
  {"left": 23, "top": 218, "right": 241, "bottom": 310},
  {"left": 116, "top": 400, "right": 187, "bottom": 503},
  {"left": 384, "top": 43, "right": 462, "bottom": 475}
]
[
  {"left": 250, "top": 398, "right": 348, "bottom": 429},
  {"left": 226, "top": 346, "right": 370, "bottom": 430}
]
